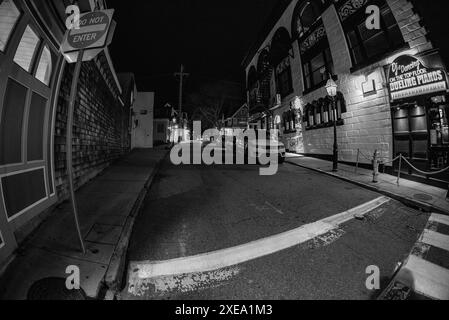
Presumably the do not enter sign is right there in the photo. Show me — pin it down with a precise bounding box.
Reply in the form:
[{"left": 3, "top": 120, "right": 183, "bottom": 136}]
[{"left": 62, "top": 9, "right": 114, "bottom": 54}]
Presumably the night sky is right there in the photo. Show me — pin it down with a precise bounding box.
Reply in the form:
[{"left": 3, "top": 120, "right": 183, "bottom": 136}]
[
  {"left": 107, "top": 0, "right": 280, "bottom": 109},
  {"left": 107, "top": 0, "right": 449, "bottom": 110}
]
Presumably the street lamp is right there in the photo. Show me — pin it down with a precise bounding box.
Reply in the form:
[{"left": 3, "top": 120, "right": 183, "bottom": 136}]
[{"left": 326, "top": 77, "right": 338, "bottom": 172}]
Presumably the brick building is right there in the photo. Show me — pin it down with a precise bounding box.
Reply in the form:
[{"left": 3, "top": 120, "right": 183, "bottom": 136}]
[
  {"left": 0, "top": 0, "right": 133, "bottom": 268},
  {"left": 243, "top": 0, "right": 449, "bottom": 185}
]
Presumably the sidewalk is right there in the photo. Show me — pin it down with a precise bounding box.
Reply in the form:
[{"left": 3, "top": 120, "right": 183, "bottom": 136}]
[
  {"left": 0, "top": 148, "right": 168, "bottom": 300},
  {"left": 285, "top": 154, "right": 449, "bottom": 215}
]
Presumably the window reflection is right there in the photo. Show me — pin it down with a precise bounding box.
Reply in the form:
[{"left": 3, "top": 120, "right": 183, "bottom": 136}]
[
  {"left": 13, "top": 25, "right": 40, "bottom": 72},
  {"left": 35, "top": 45, "right": 52, "bottom": 85},
  {"left": 0, "top": 0, "right": 21, "bottom": 52}
]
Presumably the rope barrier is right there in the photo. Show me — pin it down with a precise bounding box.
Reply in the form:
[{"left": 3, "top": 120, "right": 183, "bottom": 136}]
[
  {"left": 379, "top": 156, "right": 401, "bottom": 165},
  {"left": 356, "top": 149, "right": 449, "bottom": 182},
  {"left": 400, "top": 156, "right": 449, "bottom": 176}
]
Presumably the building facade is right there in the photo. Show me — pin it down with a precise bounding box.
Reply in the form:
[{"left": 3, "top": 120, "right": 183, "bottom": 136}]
[
  {"left": 131, "top": 92, "right": 154, "bottom": 149},
  {"left": 243, "top": 0, "right": 449, "bottom": 185},
  {"left": 0, "top": 0, "right": 132, "bottom": 269}
]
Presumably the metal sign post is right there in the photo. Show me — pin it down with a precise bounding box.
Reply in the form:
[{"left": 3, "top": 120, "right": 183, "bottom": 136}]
[
  {"left": 61, "top": 9, "right": 115, "bottom": 254},
  {"left": 66, "top": 49, "right": 86, "bottom": 254}
]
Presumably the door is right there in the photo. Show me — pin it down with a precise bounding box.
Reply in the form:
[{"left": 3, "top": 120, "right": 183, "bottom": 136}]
[{"left": 392, "top": 102, "right": 429, "bottom": 174}]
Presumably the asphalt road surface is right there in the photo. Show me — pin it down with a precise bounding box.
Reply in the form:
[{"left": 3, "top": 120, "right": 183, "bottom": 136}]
[{"left": 120, "top": 157, "right": 429, "bottom": 300}]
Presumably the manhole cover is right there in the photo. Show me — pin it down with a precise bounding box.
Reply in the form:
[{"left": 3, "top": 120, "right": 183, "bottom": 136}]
[
  {"left": 413, "top": 194, "right": 433, "bottom": 201},
  {"left": 27, "top": 278, "right": 86, "bottom": 300}
]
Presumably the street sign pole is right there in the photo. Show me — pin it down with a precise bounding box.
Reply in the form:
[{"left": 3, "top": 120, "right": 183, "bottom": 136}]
[
  {"left": 61, "top": 9, "right": 115, "bottom": 254},
  {"left": 66, "top": 49, "right": 86, "bottom": 254}
]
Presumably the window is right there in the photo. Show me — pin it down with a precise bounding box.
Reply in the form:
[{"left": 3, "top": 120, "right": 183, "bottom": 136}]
[
  {"left": 293, "top": 0, "right": 322, "bottom": 38},
  {"left": 292, "top": 1, "right": 333, "bottom": 92},
  {"left": 13, "top": 25, "right": 41, "bottom": 72},
  {"left": 276, "top": 58, "right": 293, "bottom": 98},
  {"left": 345, "top": 5, "right": 404, "bottom": 66},
  {"left": 35, "top": 45, "right": 53, "bottom": 85},
  {"left": 27, "top": 92, "right": 47, "bottom": 161},
  {"left": 302, "top": 47, "right": 334, "bottom": 91},
  {"left": 0, "top": 0, "right": 21, "bottom": 52},
  {"left": 283, "top": 110, "right": 300, "bottom": 133},
  {"left": 271, "top": 28, "right": 293, "bottom": 99},
  {"left": 304, "top": 94, "right": 347, "bottom": 130},
  {"left": 0, "top": 79, "right": 27, "bottom": 165}
]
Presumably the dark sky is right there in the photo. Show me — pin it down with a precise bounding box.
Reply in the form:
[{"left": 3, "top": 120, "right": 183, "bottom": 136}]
[{"left": 107, "top": 0, "right": 279, "bottom": 108}]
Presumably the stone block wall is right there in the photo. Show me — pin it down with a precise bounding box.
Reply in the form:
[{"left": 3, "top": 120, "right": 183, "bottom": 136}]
[{"left": 300, "top": 1, "right": 432, "bottom": 165}]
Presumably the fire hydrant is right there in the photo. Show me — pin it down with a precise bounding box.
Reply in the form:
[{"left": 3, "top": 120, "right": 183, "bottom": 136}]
[{"left": 372, "top": 151, "right": 379, "bottom": 183}]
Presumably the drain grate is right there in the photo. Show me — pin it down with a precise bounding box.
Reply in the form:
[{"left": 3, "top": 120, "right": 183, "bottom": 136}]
[
  {"left": 413, "top": 194, "right": 433, "bottom": 202},
  {"left": 27, "top": 277, "right": 86, "bottom": 300}
]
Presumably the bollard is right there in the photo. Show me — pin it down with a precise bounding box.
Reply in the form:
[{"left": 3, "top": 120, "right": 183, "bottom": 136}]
[
  {"left": 397, "top": 155, "right": 402, "bottom": 186},
  {"left": 372, "top": 150, "right": 379, "bottom": 183},
  {"left": 356, "top": 149, "right": 360, "bottom": 174}
]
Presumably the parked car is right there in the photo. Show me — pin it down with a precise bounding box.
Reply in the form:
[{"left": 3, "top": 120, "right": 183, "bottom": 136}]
[{"left": 243, "top": 130, "right": 286, "bottom": 164}]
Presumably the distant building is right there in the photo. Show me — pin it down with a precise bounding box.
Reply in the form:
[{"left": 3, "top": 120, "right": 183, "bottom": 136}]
[
  {"left": 132, "top": 92, "right": 155, "bottom": 149},
  {"left": 243, "top": 0, "right": 449, "bottom": 186},
  {"left": 224, "top": 104, "right": 250, "bottom": 129},
  {"left": 154, "top": 104, "right": 177, "bottom": 145}
]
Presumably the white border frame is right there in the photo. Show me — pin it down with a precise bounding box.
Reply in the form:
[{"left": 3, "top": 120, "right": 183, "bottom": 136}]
[{"left": 0, "top": 166, "right": 49, "bottom": 223}]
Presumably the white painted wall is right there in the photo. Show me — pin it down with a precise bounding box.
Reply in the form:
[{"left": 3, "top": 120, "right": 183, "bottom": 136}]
[{"left": 132, "top": 92, "right": 154, "bottom": 149}]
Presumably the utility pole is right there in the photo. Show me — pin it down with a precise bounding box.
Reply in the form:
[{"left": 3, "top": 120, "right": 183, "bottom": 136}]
[{"left": 174, "top": 64, "right": 189, "bottom": 142}]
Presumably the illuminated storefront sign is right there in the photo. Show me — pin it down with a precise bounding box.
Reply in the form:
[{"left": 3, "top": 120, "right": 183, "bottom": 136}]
[{"left": 387, "top": 54, "right": 448, "bottom": 101}]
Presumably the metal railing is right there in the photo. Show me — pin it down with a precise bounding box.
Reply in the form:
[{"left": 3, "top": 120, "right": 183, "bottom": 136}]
[{"left": 355, "top": 149, "right": 449, "bottom": 186}]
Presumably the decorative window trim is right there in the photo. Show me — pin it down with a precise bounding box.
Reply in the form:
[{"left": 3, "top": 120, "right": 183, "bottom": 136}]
[
  {"left": 338, "top": 0, "right": 369, "bottom": 22},
  {"left": 300, "top": 24, "right": 327, "bottom": 54}
]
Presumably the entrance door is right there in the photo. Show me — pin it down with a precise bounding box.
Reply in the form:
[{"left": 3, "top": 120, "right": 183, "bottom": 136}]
[{"left": 392, "top": 102, "right": 429, "bottom": 174}]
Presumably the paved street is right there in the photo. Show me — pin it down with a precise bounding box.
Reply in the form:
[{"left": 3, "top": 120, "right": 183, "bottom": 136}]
[{"left": 121, "top": 158, "right": 430, "bottom": 300}]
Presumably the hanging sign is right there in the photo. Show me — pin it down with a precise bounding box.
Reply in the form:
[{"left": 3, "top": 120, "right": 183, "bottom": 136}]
[{"left": 387, "top": 54, "right": 448, "bottom": 101}]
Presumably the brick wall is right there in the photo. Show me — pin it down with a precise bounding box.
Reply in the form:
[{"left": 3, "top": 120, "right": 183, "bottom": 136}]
[{"left": 54, "top": 59, "right": 130, "bottom": 200}]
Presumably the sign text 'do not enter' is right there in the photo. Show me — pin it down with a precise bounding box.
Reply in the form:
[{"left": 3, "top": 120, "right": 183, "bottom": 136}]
[{"left": 67, "top": 11, "right": 110, "bottom": 50}]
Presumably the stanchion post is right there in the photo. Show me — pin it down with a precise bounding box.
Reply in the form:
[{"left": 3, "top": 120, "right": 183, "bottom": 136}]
[
  {"left": 356, "top": 149, "right": 360, "bottom": 174},
  {"left": 372, "top": 150, "right": 379, "bottom": 183},
  {"left": 397, "top": 155, "right": 402, "bottom": 186}
]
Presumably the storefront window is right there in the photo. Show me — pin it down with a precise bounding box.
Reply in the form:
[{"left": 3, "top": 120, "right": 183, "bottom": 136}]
[
  {"left": 13, "top": 25, "right": 41, "bottom": 72},
  {"left": 0, "top": 0, "right": 21, "bottom": 52}
]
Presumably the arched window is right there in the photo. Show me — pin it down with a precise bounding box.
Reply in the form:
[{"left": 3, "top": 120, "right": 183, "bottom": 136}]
[
  {"left": 292, "top": 1, "right": 334, "bottom": 92},
  {"left": 270, "top": 28, "right": 293, "bottom": 98},
  {"left": 292, "top": 0, "right": 322, "bottom": 39}
]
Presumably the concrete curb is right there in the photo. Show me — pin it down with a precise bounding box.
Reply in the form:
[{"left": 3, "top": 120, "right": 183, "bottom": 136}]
[
  {"left": 103, "top": 151, "right": 169, "bottom": 298},
  {"left": 286, "top": 160, "right": 449, "bottom": 216}
]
